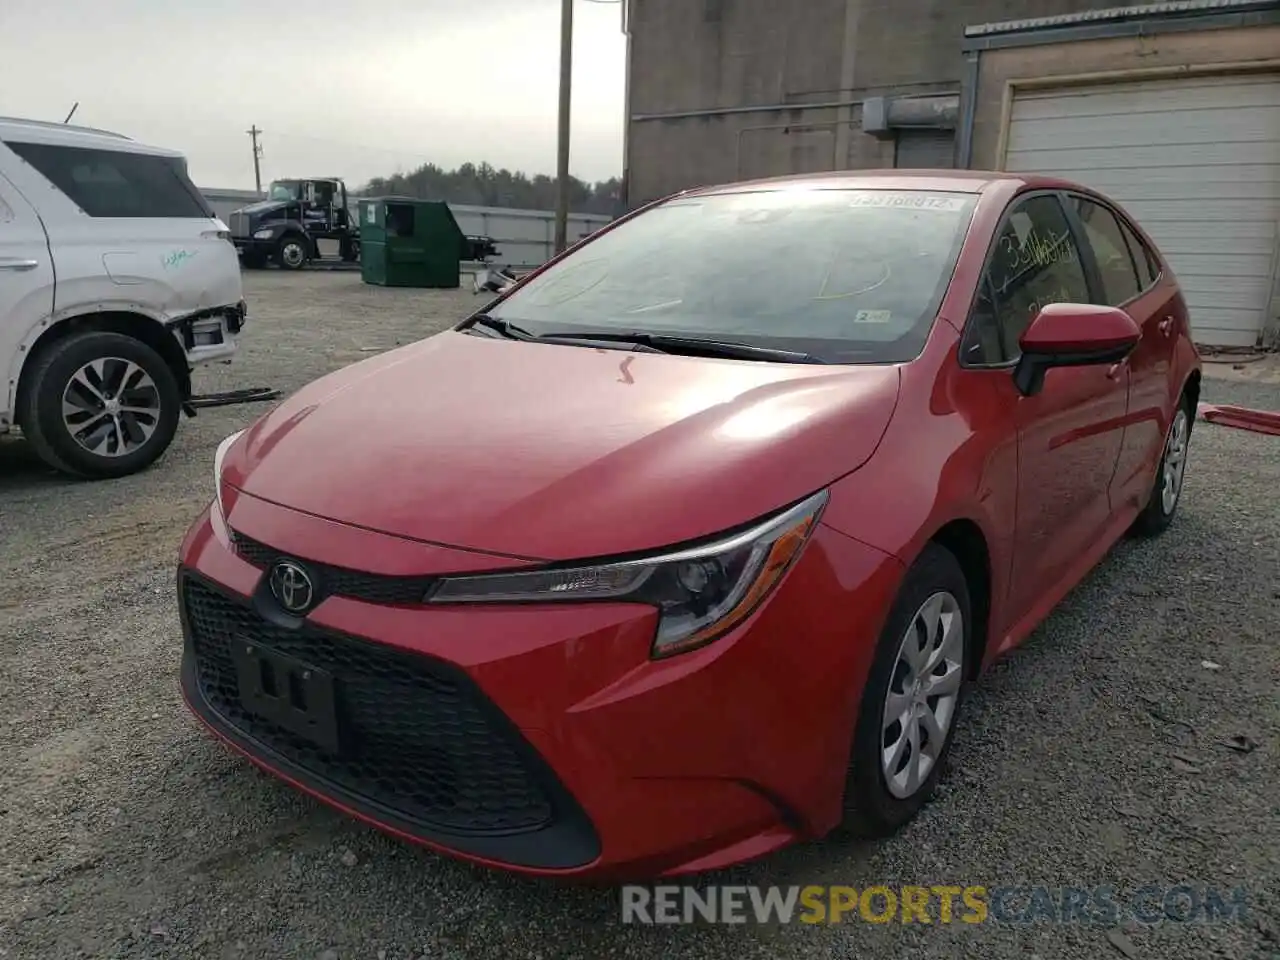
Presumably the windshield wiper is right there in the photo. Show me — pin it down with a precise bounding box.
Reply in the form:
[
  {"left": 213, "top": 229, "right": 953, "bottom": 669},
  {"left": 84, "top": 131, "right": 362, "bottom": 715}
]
[
  {"left": 463, "top": 314, "right": 538, "bottom": 341},
  {"left": 535, "top": 331, "right": 823, "bottom": 364},
  {"left": 465, "top": 318, "right": 822, "bottom": 363}
]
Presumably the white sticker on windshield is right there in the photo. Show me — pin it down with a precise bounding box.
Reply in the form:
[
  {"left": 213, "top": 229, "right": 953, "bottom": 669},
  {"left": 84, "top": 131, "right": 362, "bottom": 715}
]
[
  {"left": 854, "top": 310, "right": 894, "bottom": 324},
  {"left": 848, "top": 193, "right": 967, "bottom": 211}
]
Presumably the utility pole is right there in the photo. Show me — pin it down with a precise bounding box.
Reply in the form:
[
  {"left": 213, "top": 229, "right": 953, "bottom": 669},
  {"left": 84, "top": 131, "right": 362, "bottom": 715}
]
[
  {"left": 247, "top": 125, "right": 263, "bottom": 194},
  {"left": 553, "top": 0, "right": 574, "bottom": 254}
]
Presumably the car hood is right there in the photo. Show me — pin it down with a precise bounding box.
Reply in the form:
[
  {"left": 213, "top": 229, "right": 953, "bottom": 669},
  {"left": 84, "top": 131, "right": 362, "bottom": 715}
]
[{"left": 224, "top": 331, "right": 901, "bottom": 562}]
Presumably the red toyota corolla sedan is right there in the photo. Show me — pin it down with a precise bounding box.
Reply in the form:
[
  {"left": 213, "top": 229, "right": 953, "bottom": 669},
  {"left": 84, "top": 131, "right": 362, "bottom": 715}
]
[{"left": 179, "top": 171, "right": 1200, "bottom": 879}]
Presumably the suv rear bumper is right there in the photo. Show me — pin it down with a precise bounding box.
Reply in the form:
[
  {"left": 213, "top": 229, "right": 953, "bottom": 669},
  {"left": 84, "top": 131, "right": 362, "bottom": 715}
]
[{"left": 167, "top": 302, "right": 244, "bottom": 366}]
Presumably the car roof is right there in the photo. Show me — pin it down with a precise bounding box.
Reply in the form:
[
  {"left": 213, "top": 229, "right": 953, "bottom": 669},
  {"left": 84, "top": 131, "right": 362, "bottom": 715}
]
[
  {"left": 684, "top": 168, "right": 1082, "bottom": 197},
  {"left": 0, "top": 116, "right": 183, "bottom": 158}
]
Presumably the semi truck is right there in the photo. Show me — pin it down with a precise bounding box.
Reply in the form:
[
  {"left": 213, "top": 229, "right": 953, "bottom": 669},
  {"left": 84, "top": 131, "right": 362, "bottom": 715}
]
[{"left": 228, "top": 177, "right": 498, "bottom": 270}]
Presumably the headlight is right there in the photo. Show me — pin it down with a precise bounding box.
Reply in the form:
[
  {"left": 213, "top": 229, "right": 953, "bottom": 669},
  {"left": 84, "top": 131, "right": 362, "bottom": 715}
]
[
  {"left": 213, "top": 429, "right": 245, "bottom": 517},
  {"left": 429, "top": 490, "right": 828, "bottom": 658},
  {"left": 253, "top": 229, "right": 274, "bottom": 240}
]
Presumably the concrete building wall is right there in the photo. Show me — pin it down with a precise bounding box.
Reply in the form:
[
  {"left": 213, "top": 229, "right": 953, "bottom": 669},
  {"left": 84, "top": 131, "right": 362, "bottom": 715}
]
[
  {"left": 627, "top": 104, "right": 896, "bottom": 203},
  {"left": 967, "top": 23, "right": 1280, "bottom": 170},
  {"left": 625, "top": 0, "right": 1124, "bottom": 204}
]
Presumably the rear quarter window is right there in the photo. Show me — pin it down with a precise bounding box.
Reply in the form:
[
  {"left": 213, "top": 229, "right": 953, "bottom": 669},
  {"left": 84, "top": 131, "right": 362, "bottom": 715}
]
[
  {"left": 1119, "top": 219, "right": 1160, "bottom": 288},
  {"left": 3, "top": 141, "right": 212, "bottom": 219}
]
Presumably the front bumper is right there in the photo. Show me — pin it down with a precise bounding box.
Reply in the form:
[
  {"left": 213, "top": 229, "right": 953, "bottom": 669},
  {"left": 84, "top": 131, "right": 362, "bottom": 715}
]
[
  {"left": 177, "top": 492, "right": 903, "bottom": 879},
  {"left": 232, "top": 237, "right": 274, "bottom": 258}
]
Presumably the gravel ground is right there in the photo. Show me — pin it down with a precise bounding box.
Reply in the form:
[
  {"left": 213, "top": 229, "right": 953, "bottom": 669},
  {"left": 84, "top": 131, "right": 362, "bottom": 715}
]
[{"left": 1, "top": 271, "right": 1277, "bottom": 960}]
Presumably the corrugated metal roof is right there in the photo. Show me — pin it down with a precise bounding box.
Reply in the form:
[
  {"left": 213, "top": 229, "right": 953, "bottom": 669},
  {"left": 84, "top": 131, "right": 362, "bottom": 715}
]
[{"left": 965, "top": 0, "right": 1279, "bottom": 37}]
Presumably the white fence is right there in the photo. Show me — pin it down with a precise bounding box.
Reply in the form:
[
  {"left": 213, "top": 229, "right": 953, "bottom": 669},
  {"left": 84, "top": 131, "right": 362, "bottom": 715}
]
[{"left": 200, "top": 188, "right": 613, "bottom": 269}]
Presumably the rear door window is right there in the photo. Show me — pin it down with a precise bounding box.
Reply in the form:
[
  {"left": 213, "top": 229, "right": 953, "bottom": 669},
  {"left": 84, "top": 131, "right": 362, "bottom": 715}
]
[
  {"left": 3, "top": 142, "right": 212, "bottom": 219},
  {"left": 1070, "top": 197, "right": 1141, "bottom": 306}
]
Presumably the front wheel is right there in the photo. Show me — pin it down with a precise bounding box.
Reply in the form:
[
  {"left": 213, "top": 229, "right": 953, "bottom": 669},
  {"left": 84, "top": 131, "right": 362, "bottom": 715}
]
[
  {"left": 1130, "top": 397, "right": 1192, "bottom": 537},
  {"left": 276, "top": 235, "right": 309, "bottom": 270},
  {"left": 841, "top": 543, "right": 970, "bottom": 837},
  {"left": 18, "top": 331, "right": 181, "bottom": 479}
]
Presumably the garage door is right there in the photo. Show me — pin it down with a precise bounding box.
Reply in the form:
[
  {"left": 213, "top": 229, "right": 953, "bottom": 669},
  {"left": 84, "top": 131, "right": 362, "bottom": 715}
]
[{"left": 1003, "top": 74, "right": 1280, "bottom": 347}]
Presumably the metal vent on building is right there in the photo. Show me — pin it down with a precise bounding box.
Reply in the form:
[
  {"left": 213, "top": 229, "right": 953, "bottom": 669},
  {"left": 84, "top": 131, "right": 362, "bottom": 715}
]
[{"left": 894, "top": 130, "right": 956, "bottom": 169}]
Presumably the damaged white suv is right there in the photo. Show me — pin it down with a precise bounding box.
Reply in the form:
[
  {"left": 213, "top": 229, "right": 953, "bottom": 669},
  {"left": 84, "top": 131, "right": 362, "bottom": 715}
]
[{"left": 0, "top": 117, "right": 244, "bottom": 479}]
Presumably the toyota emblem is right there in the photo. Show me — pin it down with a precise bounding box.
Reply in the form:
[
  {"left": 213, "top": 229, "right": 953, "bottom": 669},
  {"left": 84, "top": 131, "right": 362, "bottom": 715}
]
[{"left": 269, "top": 560, "right": 315, "bottom": 614}]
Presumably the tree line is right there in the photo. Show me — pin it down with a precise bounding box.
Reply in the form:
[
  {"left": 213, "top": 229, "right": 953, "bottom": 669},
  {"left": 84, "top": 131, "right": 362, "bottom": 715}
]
[{"left": 359, "top": 162, "right": 623, "bottom": 216}]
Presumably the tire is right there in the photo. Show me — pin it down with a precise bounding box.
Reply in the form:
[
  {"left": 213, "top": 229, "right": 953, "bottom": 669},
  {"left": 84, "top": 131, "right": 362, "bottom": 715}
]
[
  {"left": 275, "top": 234, "right": 309, "bottom": 270},
  {"left": 840, "top": 543, "right": 970, "bottom": 837},
  {"left": 1130, "top": 395, "right": 1193, "bottom": 538},
  {"left": 18, "top": 331, "right": 181, "bottom": 480}
]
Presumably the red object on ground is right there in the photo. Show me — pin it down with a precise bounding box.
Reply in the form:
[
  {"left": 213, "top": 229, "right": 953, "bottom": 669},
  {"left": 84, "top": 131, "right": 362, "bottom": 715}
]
[
  {"left": 1198, "top": 403, "right": 1280, "bottom": 436},
  {"left": 179, "top": 170, "right": 1204, "bottom": 879}
]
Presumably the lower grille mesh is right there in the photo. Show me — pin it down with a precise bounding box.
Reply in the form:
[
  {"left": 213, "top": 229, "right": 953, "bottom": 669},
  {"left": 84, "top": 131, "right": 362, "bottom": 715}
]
[{"left": 183, "top": 577, "right": 556, "bottom": 836}]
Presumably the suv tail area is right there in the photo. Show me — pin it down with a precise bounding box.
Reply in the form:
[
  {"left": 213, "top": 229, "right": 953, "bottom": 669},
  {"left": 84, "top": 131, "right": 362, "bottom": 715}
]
[{"left": 0, "top": 118, "right": 245, "bottom": 479}]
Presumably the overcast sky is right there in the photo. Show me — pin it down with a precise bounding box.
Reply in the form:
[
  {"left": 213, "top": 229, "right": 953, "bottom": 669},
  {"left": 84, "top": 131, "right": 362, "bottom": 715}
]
[{"left": 0, "top": 0, "right": 627, "bottom": 190}]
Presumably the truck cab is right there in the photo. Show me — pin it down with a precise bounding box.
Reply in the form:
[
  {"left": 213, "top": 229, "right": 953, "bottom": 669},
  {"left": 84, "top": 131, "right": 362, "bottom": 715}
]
[{"left": 229, "top": 177, "right": 359, "bottom": 269}]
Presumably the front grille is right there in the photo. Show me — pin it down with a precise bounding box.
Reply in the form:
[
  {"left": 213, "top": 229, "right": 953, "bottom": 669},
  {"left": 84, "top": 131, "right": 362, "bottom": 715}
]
[
  {"left": 229, "top": 211, "right": 249, "bottom": 237},
  {"left": 183, "top": 577, "right": 557, "bottom": 836},
  {"left": 231, "top": 532, "right": 434, "bottom": 606}
]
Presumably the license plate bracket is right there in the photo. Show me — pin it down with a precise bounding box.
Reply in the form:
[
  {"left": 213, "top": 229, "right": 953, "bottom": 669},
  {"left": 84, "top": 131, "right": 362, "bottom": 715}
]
[{"left": 231, "top": 638, "right": 341, "bottom": 755}]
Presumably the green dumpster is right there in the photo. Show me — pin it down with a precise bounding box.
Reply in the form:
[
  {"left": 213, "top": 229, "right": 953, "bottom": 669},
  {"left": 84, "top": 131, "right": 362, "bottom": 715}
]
[{"left": 358, "top": 197, "right": 467, "bottom": 288}]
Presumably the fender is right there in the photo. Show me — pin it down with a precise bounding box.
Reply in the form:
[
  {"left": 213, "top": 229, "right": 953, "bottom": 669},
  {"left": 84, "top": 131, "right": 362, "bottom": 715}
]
[
  {"left": 5, "top": 299, "right": 159, "bottom": 412},
  {"left": 249, "top": 219, "right": 314, "bottom": 261},
  {"left": 255, "top": 216, "right": 309, "bottom": 237},
  {"left": 1171, "top": 329, "right": 1202, "bottom": 414},
  {"left": 4, "top": 299, "right": 238, "bottom": 417}
]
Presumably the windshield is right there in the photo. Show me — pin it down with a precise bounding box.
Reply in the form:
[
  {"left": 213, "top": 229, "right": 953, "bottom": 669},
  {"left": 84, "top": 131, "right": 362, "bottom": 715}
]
[
  {"left": 486, "top": 188, "right": 978, "bottom": 364},
  {"left": 268, "top": 180, "right": 301, "bottom": 201}
]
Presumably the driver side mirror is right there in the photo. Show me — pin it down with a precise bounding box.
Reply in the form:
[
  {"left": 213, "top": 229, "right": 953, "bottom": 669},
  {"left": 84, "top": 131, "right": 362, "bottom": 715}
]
[{"left": 1013, "top": 303, "right": 1140, "bottom": 397}]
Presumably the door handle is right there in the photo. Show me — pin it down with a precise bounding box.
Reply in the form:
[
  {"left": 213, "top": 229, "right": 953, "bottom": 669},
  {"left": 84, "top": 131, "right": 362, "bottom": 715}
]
[
  {"left": 0, "top": 257, "right": 39, "bottom": 271},
  {"left": 1158, "top": 316, "right": 1174, "bottom": 336},
  {"left": 1107, "top": 359, "right": 1127, "bottom": 380}
]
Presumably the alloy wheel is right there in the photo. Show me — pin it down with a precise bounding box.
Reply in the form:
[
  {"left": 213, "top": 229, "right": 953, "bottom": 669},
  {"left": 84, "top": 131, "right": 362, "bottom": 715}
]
[
  {"left": 1160, "top": 408, "right": 1189, "bottom": 514},
  {"left": 881, "top": 591, "right": 964, "bottom": 799},
  {"left": 60, "top": 357, "right": 162, "bottom": 457}
]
